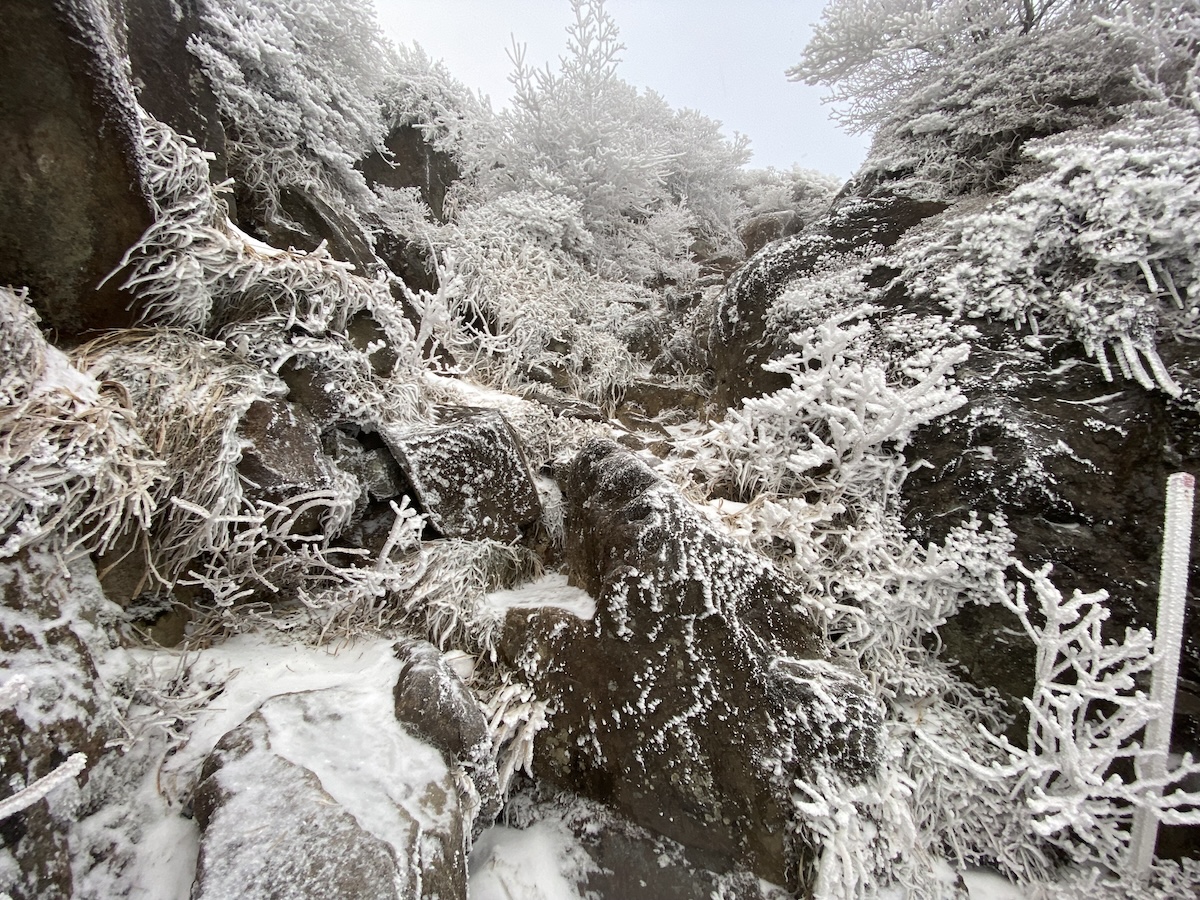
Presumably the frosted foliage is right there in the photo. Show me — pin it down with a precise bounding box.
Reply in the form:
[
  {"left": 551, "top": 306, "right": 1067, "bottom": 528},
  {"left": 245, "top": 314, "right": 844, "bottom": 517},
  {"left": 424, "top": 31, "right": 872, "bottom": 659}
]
[
  {"left": 190, "top": 0, "right": 390, "bottom": 215},
  {"left": 905, "top": 107, "right": 1200, "bottom": 396},
  {"left": 482, "top": 0, "right": 748, "bottom": 282},
  {"left": 379, "top": 43, "right": 499, "bottom": 167},
  {"left": 986, "top": 563, "right": 1200, "bottom": 870},
  {"left": 790, "top": 1, "right": 1126, "bottom": 132},
  {"left": 0, "top": 287, "right": 160, "bottom": 558},
  {"left": 791, "top": 1, "right": 1199, "bottom": 193},
  {"left": 113, "top": 113, "right": 423, "bottom": 375},
  {"left": 401, "top": 191, "right": 643, "bottom": 405},
  {"left": 71, "top": 330, "right": 428, "bottom": 622},
  {"left": 685, "top": 282, "right": 1200, "bottom": 896},
  {"left": 708, "top": 304, "right": 966, "bottom": 529},
  {"left": 736, "top": 165, "right": 841, "bottom": 220}
]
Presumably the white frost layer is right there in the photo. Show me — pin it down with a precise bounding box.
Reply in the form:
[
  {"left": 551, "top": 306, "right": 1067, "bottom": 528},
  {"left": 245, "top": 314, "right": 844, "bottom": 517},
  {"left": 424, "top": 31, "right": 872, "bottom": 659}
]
[
  {"left": 482, "top": 573, "right": 596, "bottom": 620},
  {"left": 469, "top": 819, "right": 593, "bottom": 900},
  {"left": 962, "top": 868, "right": 1025, "bottom": 899},
  {"left": 129, "top": 635, "right": 453, "bottom": 895}
]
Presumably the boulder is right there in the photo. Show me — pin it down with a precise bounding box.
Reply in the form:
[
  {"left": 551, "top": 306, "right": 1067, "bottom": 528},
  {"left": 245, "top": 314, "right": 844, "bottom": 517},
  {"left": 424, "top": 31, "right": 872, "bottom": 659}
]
[
  {"left": 470, "top": 790, "right": 791, "bottom": 900},
  {"left": 193, "top": 686, "right": 471, "bottom": 900},
  {"left": 617, "top": 378, "right": 707, "bottom": 423},
  {"left": 242, "top": 185, "right": 379, "bottom": 275},
  {"left": 192, "top": 714, "right": 404, "bottom": 900},
  {"left": 393, "top": 639, "right": 501, "bottom": 831},
  {"left": 0, "top": 552, "right": 114, "bottom": 900},
  {"left": 740, "top": 210, "right": 797, "bottom": 257},
  {"left": 236, "top": 399, "right": 347, "bottom": 536},
  {"left": 501, "top": 439, "right": 883, "bottom": 890},
  {"left": 0, "top": 0, "right": 154, "bottom": 335},
  {"left": 381, "top": 407, "right": 542, "bottom": 543}
]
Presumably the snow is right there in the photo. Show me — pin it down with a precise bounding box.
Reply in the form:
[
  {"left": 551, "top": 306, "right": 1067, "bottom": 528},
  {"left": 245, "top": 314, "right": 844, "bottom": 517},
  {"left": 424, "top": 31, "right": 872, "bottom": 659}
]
[
  {"left": 482, "top": 573, "right": 596, "bottom": 620},
  {"left": 468, "top": 818, "right": 594, "bottom": 900},
  {"left": 962, "top": 868, "right": 1026, "bottom": 900},
  {"left": 30, "top": 344, "right": 101, "bottom": 404},
  {"left": 100, "top": 635, "right": 456, "bottom": 898}
]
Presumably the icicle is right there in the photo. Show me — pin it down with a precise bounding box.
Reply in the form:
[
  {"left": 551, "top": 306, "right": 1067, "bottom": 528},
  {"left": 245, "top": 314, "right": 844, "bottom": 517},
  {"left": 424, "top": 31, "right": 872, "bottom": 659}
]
[
  {"left": 1130, "top": 472, "right": 1195, "bottom": 875},
  {"left": 1140, "top": 343, "right": 1183, "bottom": 398},
  {"left": 1138, "top": 257, "right": 1159, "bottom": 295},
  {"left": 1156, "top": 261, "right": 1183, "bottom": 310},
  {"left": 1119, "top": 335, "right": 1156, "bottom": 391},
  {"left": 1094, "top": 340, "right": 1114, "bottom": 383}
]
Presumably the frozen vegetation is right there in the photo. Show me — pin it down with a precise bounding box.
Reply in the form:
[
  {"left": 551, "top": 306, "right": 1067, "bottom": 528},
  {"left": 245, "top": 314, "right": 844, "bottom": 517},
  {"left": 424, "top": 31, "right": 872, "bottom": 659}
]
[{"left": 1, "top": 0, "right": 1199, "bottom": 898}]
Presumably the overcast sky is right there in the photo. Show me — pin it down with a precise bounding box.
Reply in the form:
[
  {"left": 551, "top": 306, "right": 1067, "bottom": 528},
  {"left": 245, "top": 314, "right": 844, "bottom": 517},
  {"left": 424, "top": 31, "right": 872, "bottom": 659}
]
[{"left": 371, "top": 0, "right": 870, "bottom": 180}]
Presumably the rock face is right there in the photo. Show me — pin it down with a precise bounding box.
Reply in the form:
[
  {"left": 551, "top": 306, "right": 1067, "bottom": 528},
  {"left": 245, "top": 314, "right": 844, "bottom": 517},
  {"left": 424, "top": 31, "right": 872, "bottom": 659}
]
[
  {"left": 382, "top": 407, "right": 542, "bottom": 543},
  {"left": 740, "top": 210, "right": 799, "bottom": 257},
  {"left": 1, "top": 0, "right": 154, "bottom": 335},
  {"left": 249, "top": 185, "right": 380, "bottom": 275},
  {"left": 360, "top": 123, "right": 461, "bottom": 223},
  {"left": 0, "top": 554, "right": 113, "bottom": 900},
  {"left": 193, "top": 687, "right": 470, "bottom": 900},
  {"left": 501, "top": 439, "right": 883, "bottom": 890},
  {"left": 901, "top": 312, "right": 1200, "bottom": 749},
  {"left": 124, "top": 0, "right": 229, "bottom": 186},
  {"left": 710, "top": 187, "right": 947, "bottom": 407}
]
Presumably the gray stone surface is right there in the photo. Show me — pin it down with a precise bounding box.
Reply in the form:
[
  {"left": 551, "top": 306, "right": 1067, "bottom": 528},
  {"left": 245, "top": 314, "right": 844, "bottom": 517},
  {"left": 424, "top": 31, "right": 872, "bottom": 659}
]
[
  {"left": 501, "top": 439, "right": 882, "bottom": 891},
  {"left": 0, "top": 0, "right": 154, "bottom": 335},
  {"left": 192, "top": 714, "right": 403, "bottom": 900},
  {"left": 381, "top": 407, "right": 542, "bottom": 543}
]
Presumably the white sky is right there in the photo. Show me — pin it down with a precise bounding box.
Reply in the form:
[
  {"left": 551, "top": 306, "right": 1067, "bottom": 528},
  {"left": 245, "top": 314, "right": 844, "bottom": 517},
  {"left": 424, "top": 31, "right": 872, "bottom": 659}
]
[{"left": 371, "top": 0, "right": 871, "bottom": 180}]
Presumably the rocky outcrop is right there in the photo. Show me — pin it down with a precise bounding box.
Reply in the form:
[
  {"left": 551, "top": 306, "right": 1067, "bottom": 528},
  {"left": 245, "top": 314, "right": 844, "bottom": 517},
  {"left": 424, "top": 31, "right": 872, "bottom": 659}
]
[
  {"left": 237, "top": 398, "right": 346, "bottom": 536},
  {"left": 501, "top": 439, "right": 883, "bottom": 890},
  {"left": 711, "top": 187, "right": 947, "bottom": 407},
  {"left": 246, "top": 185, "right": 380, "bottom": 276},
  {"left": 1, "top": 0, "right": 154, "bottom": 335},
  {"left": 901, "top": 312, "right": 1200, "bottom": 752},
  {"left": 381, "top": 407, "right": 542, "bottom": 543},
  {"left": 193, "top": 686, "right": 471, "bottom": 900},
  {"left": 740, "top": 210, "right": 800, "bottom": 257}
]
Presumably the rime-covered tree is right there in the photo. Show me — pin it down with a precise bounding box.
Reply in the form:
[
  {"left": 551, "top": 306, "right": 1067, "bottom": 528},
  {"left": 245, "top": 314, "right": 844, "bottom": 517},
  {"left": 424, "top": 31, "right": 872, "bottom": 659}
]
[
  {"left": 790, "top": 0, "right": 1200, "bottom": 193},
  {"left": 484, "top": 0, "right": 750, "bottom": 282}
]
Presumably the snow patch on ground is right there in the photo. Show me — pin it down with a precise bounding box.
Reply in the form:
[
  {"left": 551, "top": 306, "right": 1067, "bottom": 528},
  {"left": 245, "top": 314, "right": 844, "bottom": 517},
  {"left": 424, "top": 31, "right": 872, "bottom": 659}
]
[
  {"left": 482, "top": 573, "right": 596, "bottom": 620},
  {"left": 963, "top": 868, "right": 1026, "bottom": 900},
  {"left": 95, "top": 635, "right": 449, "bottom": 899},
  {"left": 469, "top": 818, "right": 594, "bottom": 900}
]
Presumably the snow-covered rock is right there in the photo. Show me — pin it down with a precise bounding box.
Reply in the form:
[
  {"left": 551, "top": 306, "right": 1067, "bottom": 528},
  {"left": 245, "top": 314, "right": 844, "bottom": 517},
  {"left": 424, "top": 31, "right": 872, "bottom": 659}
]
[
  {"left": 382, "top": 407, "right": 542, "bottom": 542},
  {"left": 192, "top": 713, "right": 406, "bottom": 900},
  {"left": 710, "top": 185, "right": 947, "bottom": 407},
  {"left": 501, "top": 438, "right": 883, "bottom": 891},
  {"left": 0, "top": 553, "right": 117, "bottom": 900},
  {"left": 193, "top": 683, "right": 470, "bottom": 900},
  {"left": 393, "top": 638, "right": 501, "bottom": 833}
]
